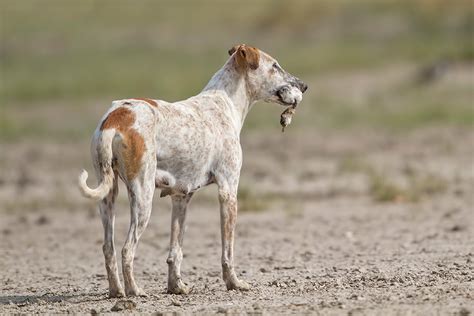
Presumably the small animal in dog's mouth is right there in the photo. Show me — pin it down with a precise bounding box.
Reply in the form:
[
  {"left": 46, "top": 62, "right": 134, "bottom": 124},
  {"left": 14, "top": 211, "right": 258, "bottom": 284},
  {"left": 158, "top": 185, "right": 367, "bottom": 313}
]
[{"left": 280, "top": 105, "right": 297, "bottom": 132}]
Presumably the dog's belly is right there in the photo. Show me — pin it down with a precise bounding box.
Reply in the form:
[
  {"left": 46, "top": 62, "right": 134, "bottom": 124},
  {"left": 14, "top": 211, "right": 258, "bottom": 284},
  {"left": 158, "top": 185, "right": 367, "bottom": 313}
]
[
  {"left": 154, "top": 129, "right": 218, "bottom": 196},
  {"left": 155, "top": 158, "right": 214, "bottom": 196}
]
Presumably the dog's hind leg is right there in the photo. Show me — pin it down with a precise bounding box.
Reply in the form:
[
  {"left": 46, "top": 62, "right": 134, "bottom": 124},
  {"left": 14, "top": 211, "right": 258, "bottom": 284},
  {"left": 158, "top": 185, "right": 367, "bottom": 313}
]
[
  {"left": 121, "top": 162, "right": 155, "bottom": 297},
  {"left": 167, "top": 193, "right": 193, "bottom": 294},
  {"left": 99, "top": 173, "right": 125, "bottom": 298}
]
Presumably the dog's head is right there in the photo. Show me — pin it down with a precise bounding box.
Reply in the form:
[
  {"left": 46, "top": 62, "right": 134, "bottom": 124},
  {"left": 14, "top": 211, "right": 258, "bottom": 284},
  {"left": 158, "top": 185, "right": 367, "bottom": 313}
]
[{"left": 228, "top": 44, "right": 307, "bottom": 106}]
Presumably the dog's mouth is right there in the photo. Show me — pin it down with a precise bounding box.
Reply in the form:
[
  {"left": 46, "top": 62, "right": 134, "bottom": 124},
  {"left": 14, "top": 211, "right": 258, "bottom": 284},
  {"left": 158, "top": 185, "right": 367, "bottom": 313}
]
[
  {"left": 279, "top": 98, "right": 297, "bottom": 107},
  {"left": 275, "top": 86, "right": 299, "bottom": 107}
]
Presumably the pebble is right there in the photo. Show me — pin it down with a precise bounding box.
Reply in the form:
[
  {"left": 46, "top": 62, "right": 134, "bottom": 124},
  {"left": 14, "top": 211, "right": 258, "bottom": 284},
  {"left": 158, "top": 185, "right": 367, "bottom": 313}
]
[
  {"left": 171, "top": 299, "right": 182, "bottom": 307},
  {"left": 217, "top": 306, "right": 228, "bottom": 313},
  {"left": 252, "top": 303, "right": 262, "bottom": 310},
  {"left": 110, "top": 300, "right": 136, "bottom": 312}
]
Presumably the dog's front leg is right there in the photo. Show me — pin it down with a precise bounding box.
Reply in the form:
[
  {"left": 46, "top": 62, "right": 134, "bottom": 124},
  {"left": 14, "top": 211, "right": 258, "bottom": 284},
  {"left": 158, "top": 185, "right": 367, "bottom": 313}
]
[{"left": 218, "top": 186, "right": 250, "bottom": 291}]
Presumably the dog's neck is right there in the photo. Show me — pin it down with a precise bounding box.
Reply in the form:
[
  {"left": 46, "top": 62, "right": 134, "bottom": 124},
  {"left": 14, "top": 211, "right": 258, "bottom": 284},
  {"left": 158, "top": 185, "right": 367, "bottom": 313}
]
[{"left": 202, "top": 57, "right": 256, "bottom": 132}]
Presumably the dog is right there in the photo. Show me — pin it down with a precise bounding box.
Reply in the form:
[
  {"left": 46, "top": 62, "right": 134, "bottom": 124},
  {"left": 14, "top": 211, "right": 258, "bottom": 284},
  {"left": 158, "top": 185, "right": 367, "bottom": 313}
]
[{"left": 78, "top": 44, "right": 307, "bottom": 297}]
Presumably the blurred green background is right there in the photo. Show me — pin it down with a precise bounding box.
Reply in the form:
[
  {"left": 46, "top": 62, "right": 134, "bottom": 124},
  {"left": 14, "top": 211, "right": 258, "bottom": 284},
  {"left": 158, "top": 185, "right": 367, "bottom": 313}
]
[{"left": 1, "top": 0, "right": 473, "bottom": 142}]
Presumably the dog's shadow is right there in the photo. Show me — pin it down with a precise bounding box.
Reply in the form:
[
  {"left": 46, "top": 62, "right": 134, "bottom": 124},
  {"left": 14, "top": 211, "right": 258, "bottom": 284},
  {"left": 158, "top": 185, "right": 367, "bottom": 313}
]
[{"left": 0, "top": 293, "right": 106, "bottom": 306}]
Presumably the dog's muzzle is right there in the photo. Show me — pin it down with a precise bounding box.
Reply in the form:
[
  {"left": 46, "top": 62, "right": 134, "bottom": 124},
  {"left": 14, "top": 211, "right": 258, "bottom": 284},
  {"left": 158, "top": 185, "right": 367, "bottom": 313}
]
[{"left": 276, "top": 85, "right": 304, "bottom": 106}]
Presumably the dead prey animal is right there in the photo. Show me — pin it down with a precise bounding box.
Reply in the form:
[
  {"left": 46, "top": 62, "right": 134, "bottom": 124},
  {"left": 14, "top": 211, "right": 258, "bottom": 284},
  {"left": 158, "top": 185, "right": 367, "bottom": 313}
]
[{"left": 280, "top": 104, "right": 296, "bottom": 132}]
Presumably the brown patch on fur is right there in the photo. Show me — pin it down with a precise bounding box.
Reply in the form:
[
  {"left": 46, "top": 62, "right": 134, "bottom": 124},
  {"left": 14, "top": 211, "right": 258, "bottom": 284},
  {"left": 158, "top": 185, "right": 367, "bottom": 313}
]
[
  {"left": 228, "top": 44, "right": 260, "bottom": 70},
  {"left": 100, "top": 107, "right": 135, "bottom": 131},
  {"left": 121, "top": 128, "right": 146, "bottom": 181},
  {"left": 100, "top": 107, "right": 146, "bottom": 181},
  {"left": 133, "top": 98, "right": 158, "bottom": 107}
]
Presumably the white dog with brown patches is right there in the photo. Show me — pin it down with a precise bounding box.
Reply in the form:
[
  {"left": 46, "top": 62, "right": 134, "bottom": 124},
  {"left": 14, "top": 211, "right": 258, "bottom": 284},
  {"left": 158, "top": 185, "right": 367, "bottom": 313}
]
[{"left": 78, "top": 44, "right": 307, "bottom": 298}]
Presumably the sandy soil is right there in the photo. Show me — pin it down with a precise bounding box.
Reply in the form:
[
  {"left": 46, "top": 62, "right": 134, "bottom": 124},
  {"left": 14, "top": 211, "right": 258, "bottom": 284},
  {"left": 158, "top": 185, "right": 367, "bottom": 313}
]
[{"left": 0, "top": 129, "right": 473, "bottom": 315}]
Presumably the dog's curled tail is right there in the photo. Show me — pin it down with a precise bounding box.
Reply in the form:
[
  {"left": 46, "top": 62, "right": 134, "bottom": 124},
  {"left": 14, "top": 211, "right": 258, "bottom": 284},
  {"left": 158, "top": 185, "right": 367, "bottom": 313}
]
[
  {"left": 78, "top": 169, "right": 114, "bottom": 201},
  {"left": 78, "top": 130, "right": 115, "bottom": 201}
]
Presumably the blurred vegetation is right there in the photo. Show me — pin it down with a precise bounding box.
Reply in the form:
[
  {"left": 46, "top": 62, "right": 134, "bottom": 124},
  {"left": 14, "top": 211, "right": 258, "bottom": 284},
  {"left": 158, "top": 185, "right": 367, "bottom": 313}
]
[
  {"left": 368, "top": 170, "right": 447, "bottom": 203},
  {"left": 1, "top": 0, "right": 473, "bottom": 141},
  {"left": 337, "top": 154, "right": 448, "bottom": 203}
]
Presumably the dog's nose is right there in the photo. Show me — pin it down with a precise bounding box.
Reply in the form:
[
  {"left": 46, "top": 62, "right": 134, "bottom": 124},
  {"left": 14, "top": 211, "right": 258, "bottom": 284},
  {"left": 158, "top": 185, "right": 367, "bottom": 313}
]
[
  {"left": 300, "top": 82, "right": 308, "bottom": 93},
  {"left": 294, "top": 79, "right": 307, "bottom": 93}
]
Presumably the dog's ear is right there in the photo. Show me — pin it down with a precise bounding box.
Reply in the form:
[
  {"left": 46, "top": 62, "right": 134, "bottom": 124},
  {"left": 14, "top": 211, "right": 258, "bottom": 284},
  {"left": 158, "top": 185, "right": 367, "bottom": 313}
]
[{"left": 229, "top": 44, "right": 260, "bottom": 70}]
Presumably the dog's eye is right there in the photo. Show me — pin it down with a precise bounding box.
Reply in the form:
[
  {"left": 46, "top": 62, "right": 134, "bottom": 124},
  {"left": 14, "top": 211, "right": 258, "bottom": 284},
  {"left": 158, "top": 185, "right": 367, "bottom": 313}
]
[{"left": 272, "top": 63, "right": 279, "bottom": 69}]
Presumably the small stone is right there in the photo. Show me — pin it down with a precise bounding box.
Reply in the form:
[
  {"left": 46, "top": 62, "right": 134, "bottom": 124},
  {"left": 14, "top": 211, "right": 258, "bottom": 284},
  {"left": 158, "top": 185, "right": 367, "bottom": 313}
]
[
  {"left": 36, "top": 215, "right": 50, "bottom": 225},
  {"left": 345, "top": 231, "right": 355, "bottom": 241},
  {"left": 259, "top": 268, "right": 268, "bottom": 273},
  {"left": 171, "top": 299, "right": 181, "bottom": 306},
  {"left": 348, "top": 294, "right": 359, "bottom": 300},
  {"left": 320, "top": 301, "right": 330, "bottom": 308},
  {"left": 449, "top": 224, "right": 464, "bottom": 232},
  {"left": 292, "top": 300, "right": 307, "bottom": 306},
  {"left": 111, "top": 300, "right": 136, "bottom": 312},
  {"left": 252, "top": 303, "right": 262, "bottom": 310},
  {"left": 217, "top": 306, "right": 228, "bottom": 313},
  {"left": 459, "top": 307, "right": 471, "bottom": 316}
]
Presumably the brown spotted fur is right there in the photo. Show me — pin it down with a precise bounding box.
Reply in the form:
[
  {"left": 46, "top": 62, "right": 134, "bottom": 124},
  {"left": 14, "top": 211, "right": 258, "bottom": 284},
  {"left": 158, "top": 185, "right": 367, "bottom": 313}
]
[{"left": 100, "top": 107, "right": 146, "bottom": 181}]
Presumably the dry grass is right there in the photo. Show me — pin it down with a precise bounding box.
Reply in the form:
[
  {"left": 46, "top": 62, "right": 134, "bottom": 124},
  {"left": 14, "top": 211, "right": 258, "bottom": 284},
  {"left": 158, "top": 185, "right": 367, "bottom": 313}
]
[
  {"left": 368, "top": 170, "right": 448, "bottom": 203},
  {"left": 337, "top": 155, "right": 448, "bottom": 203},
  {"left": 237, "top": 185, "right": 271, "bottom": 213}
]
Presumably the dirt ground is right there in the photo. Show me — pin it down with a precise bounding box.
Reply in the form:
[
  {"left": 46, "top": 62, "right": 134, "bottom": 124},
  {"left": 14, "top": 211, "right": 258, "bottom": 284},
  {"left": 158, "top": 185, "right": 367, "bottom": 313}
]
[{"left": 0, "top": 129, "right": 473, "bottom": 315}]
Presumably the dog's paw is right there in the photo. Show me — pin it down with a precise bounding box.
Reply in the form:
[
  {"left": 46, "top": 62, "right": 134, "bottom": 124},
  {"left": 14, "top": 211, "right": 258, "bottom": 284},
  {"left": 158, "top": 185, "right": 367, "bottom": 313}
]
[
  {"left": 125, "top": 287, "right": 147, "bottom": 297},
  {"left": 226, "top": 279, "right": 250, "bottom": 291},
  {"left": 167, "top": 279, "right": 192, "bottom": 295},
  {"left": 108, "top": 288, "right": 126, "bottom": 299}
]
